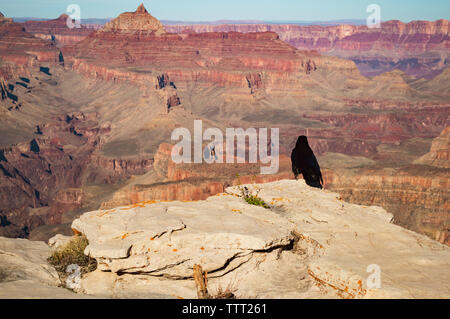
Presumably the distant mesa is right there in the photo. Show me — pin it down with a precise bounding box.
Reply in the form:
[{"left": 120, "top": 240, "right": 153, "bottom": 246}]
[
  {"left": 0, "top": 11, "right": 13, "bottom": 25},
  {"left": 57, "top": 14, "right": 69, "bottom": 21},
  {"left": 101, "top": 3, "right": 166, "bottom": 35},
  {"left": 21, "top": 12, "right": 94, "bottom": 46},
  {"left": 414, "top": 127, "right": 450, "bottom": 168}
]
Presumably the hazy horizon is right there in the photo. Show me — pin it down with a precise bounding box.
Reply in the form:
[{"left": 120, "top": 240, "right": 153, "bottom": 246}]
[{"left": 2, "top": 0, "right": 449, "bottom": 23}]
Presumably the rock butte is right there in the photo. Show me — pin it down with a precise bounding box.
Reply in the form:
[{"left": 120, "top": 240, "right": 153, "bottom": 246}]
[
  {"left": 100, "top": 3, "right": 166, "bottom": 35},
  {"left": 415, "top": 127, "right": 450, "bottom": 168}
]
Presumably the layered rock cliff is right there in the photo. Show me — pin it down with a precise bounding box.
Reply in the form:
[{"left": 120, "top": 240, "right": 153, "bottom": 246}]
[
  {"left": 63, "top": 5, "right": 328, "bottom": 98},
  {"left": 22, "top": 14, "right": 93, "bottom": 46},
  {"left": 100, "top": 143, "right": 292, "bottom": 209},
  {"left": 0, "top": 13, "right": 62, "bottom": 71},
  {"left": 325, "top": 127, "right": 450, "bottom": 246},
  {"left": 415, "top": 127, "right": 450, "bottom": 168},
  {"left": 0, "top": 111, "right": 154, "bottom": 238},
  {"left": 20, "top": 10, "right": 449, "bottom": 78},
  {"left": 166, "top": 19, "right": 450, "bottom": 78}
]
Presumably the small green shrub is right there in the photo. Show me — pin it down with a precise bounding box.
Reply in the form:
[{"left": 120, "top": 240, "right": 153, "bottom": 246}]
[
  {"left": 47, "top": 235, "right": 97, "bottom": 281},
  {"left": 239, "top": 186, "right": 270, "bottom": 209}
]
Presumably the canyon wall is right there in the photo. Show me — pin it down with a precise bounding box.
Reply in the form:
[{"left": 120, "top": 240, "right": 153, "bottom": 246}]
[
  {"left": 22, "top": 14, "right": 93, "bottom": 46},
  {"left": 0, "top": 13, "right": 62, "bottom": 74},
  {"left": 101, "top": 143, "right": 292, "bottom": 209},
  {"left": 0, "top": 112, "right": 154, "bottom": 238},
  {"left": 325, "top": 127, "right": 450, "bottom": 246},
  {"left": 19, "top": 10, "right": 449, "bottom": 78},
  {"left": 166, "top": 19, "right": 450, "bottom": 78},
  {"left": 414, "top": 127, "right": 450, "bottom": 168}
]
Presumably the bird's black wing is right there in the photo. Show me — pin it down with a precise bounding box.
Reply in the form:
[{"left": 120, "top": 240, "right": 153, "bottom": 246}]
[
  {"left": 303, "top": 153, "right": 323, "bottom": 188},
  {"left": 291, "top": 149, "right": 302, "bottom": 178}
]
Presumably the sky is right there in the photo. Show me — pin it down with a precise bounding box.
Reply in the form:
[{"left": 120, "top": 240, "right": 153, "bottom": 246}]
[{"left": 1, "top": 0, "right": 449, "bottom": 22}]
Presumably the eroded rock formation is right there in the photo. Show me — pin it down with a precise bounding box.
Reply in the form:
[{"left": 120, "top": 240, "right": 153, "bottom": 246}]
[
  {"left": 22, "top": 14, "right": 93, "bottom": 46},
  {"left": 324, "top": 127, "right": 450, "bottom": 246},
  {"left": 1, "top": 6, "right": 448, "bottom": 251},
  {"left": 0, "top": 112, "right": 155, "bottom": 238},
  {"left": 101, "top": 4, "right": 166, "bottom": 35},
  {"left": 415, "top": 127, "right": 450, "bottom": 168},
  {"left": 166, "top": 19, "right": 450, "bottom": 78},
  {"left": 68, "top": 180, "right": 450, "bottom": 299},
  {"left": 65, "top": 5, "right": 320, "bottom": 96},
  {"left": 0, "top": 14, "right": 62, "bottom": 68}
]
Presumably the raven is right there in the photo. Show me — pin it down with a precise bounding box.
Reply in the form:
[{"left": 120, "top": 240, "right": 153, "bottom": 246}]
[{"left": 291, "top": 135, "right": 323, "bottom": 189}]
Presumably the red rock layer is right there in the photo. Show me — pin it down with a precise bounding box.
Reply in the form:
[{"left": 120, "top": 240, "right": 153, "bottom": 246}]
[
  {"left": 22, "top": 14, "right": 93, "bottom": 46},
  {"left": 0, "top": 112, "right": 154, "bottom": 238},
  {"left": 166, "top": 20, "right": 449, "bottom": 53},
  {"left": 325, "top": 166, "right": 449, "bottom": 246},
  {"left": 101, "top": 143, "right": 292, "bottom": 208},
  {"left": 165, "top": 19, "right": 450, "bottom": 78},
  {"left": 64, "top": 5, "right": 325, "bottom": 93},
  {"left": 0, "top": 15, "right": 62, "bottom": 72},
  {"left": 415, "top": 126, "right": 450, "bottom": 168},
  {"left": 305, "top": 109, "right": 450, "bottom": 143},
  {"left": 67, "top": 29, "right": 320, "bottom": 92},
  {"left": 276, "top": 108, "right": 450, "bottom": 159}
]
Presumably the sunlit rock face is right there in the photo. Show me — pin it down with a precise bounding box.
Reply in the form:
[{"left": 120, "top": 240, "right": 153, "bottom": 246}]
[
  {"left": 166, "top": 19, "right": 450, "bottom": 78},
  {"left": 100, "top": 4, "right": 166, "bottom": 35},
  {"left": 325, "top": 127, "right": 450, "bottom": 246},
  {"left": 0, "top": 12, "right": 62, "bottom": 71},
  {"left": 415, "top": 127, "right": 450, "bottom": 168},
  {"left": 68, "top": 180, "right": 450, "bottom": 299}
]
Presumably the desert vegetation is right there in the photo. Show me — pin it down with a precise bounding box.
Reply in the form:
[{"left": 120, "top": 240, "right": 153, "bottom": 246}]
[{"left": 47, "top": 235, "right": 97, "bottom": 286}]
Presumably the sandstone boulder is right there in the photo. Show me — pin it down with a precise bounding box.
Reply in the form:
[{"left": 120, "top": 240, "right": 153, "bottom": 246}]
[
  {"left": 72, "top": 180, "right": 450, "bottom": 299},
  {"left": 72, "top": 194, "right": 294, "bottom": 279}
]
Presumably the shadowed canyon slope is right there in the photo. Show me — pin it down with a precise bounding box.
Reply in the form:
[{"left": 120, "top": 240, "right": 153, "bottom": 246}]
[{"left": 0, "top": 5, "right": 449, "bottom": 248}]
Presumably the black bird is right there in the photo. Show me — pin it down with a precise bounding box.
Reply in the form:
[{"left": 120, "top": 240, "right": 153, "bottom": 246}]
[{"left": 291, "top": 135, "right": 323, "bottom": 189}]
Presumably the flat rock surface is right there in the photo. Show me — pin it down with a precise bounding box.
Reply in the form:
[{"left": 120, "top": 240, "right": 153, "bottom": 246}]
[
  {"left": 72, "top": 180, "right": 450, "bottom": 299},
  {"left": 72, "top": 192, "right": 294, "bottom": 279},
  {"left": 0, "top": 236, "right": 90, "bottom": 298},
  {"left": 234, "top": 180, "right": 450, "bottom": 298}
]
